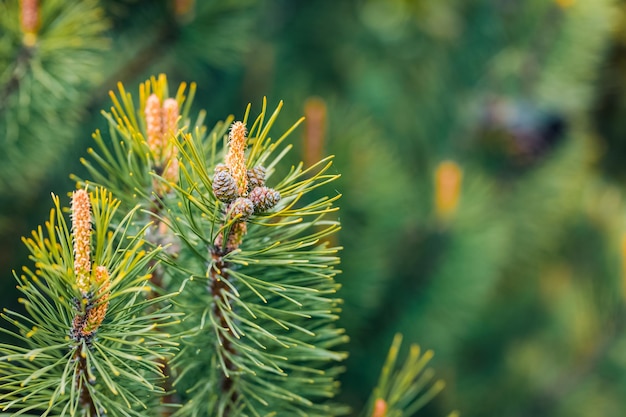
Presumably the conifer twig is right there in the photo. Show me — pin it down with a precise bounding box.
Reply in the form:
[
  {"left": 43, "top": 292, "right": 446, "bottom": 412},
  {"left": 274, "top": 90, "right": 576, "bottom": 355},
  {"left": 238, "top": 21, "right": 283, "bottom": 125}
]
[
  {"left": 76, "top": 346, "right": 97, "bottom": 415},
  {"left": 208, "top": 243, "right": 239, "bottom": 414}
]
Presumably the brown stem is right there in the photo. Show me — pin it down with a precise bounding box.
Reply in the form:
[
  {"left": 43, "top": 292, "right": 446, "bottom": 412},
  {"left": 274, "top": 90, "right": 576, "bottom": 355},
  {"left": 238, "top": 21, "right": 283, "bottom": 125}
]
[
  {"left": 157, "top": 361, "right": 178, "bottom": 417},
  {"left": 74, "top": 345, "right": 97, "bottom": 416},
  {"left": 209, "top": 243, "right": 239, "bottom": 415}
]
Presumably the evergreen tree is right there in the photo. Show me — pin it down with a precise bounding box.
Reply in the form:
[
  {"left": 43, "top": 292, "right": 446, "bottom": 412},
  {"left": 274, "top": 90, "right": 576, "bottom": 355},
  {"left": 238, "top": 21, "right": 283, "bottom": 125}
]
[
  {"left": 0, "top": 65, "right": 452, "bottom": 415},
  {"left": 3, "top": 0, "right": 626, "bottom": 416}
]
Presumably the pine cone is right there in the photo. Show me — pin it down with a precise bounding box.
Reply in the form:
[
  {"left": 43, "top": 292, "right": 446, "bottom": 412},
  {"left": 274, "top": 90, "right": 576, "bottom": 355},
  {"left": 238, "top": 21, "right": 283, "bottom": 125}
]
[
  {"left": 249, "top": 186, "right": 281, "bottom": 213},
  {"left": 212, "top": 166, "right": 238, "bottom": 202},
  {"left": 247, "top": 165, "right": 266, "bottom": 191},
  {"left": 228, "top": 197, "right": 254, "bottom": 220},
  {"left": 215, "top": 163, "right": 229, "bottom": 173}
]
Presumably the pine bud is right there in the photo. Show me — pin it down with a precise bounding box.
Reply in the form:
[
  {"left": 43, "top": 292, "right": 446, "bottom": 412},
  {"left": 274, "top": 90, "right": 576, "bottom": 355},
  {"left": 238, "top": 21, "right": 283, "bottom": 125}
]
[
  {"left": 145, "top": 95, "right": 181, "bottom": 195},
  {"left": 434, "top": 160, "right": 463, "bottom": 220},
  {"left": 303, "top": 97, "right": 327, "bottom": 169},
  {"left": 249, "top": 186, "right": 281, "bottom": 213},
  {"left": 213, "top": 167, "right": 238, "bottom": 203},
  {"left": 162, "top": 98, "right": 179, "bottom": 139},
  {"left": 371, "top": 398, "right": 387, "bottom": 417},
  {"left": 71, "top": 266, "right": 111, "bottom": 340},
  {"left": 247, "top": 165, "right": 266, "bottom": 191},
  {"left": 145, "top": 94, "right": 163, "bottom": 161},
  {"left": 225, "top": 121, "right": 248, "bottom": 196},
  {"left": 82, "top": 266, "right": 111, "bottom": 336},
  {"left": 20, "top": 0, "right": 39, "bottom": 46},
  {"left": 214, "top": 222, "right": 247, "bottom": 253},
  {"left": 71, "top": 189, "right": 92, "bottom": 295},
  {"left": 228, "top": 197, "right": 254, "bottom": 220}
]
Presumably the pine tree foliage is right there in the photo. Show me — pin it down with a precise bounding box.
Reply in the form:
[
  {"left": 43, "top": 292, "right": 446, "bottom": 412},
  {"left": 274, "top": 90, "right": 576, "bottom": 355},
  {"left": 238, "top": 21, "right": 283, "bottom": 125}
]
[
  {"left": 102, "top": 0, "right": 257, "bottom": 75},
  {"left": 311, "top": 101, "right": 508, "bottom": 384},
  {"left": 166, "top": 0, "right": 258, "bottom": 72},
  {"left": 265, "top": 1, "right": 619, "bottom": 413},
  {"left": 0, "top": 0, "right": 109, "bottom": 208},
  {"left": 448, "top": 2, "right": 619, "bottom": 415},
  {"left": 309, "top": 103, "right": 419, "bottom": 335},
  {"left": 0, "top": 188, "right": 178, "bottom": 416},
  {"left": 0, "top": 1, "right": 468, "bottom": 412},
  {"left": 78, "top": 73, "right": 350, "bottom": 415},
  {"left": 65, "top": 75, "right": 452, "bottom": 416},
  {"left": 167, "top": 102, "right": 348, "bottom": 416},
  {"left": 77, "top": 74, "right": 201, "bottom": 209},
  {"left": 494, "top": 0, "right": 614, "bottom": 272},
  {"left": 2, "top": 0, "right": 626, "bottom": 416}
]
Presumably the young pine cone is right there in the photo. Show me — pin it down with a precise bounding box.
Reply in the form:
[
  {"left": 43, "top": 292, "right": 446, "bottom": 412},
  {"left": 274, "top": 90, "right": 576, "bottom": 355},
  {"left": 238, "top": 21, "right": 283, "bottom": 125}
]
[
  {"left": 249, "top": 186, "right": 281, "bottom": 213},
  {"left": 214, "top": 221, "right": 247, "bottom": 253},
  {"left": 228, "top": 197, "right": 254, "bottom": 220},
  {"left": 247, "top": 165, "right": 266, "bottom": 192},
  {"left": 213, "top": 165, "right": 238, "bottom": 203}
]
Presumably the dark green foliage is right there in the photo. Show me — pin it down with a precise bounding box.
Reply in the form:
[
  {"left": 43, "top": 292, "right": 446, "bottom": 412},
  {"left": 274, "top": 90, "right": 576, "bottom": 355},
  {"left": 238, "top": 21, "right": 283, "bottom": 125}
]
[
  {"left": 4, "top": 0, "right": 626, "bottom": 416},
  {"left": 0, "top": 0, "right": 108, "bottom": 232}
]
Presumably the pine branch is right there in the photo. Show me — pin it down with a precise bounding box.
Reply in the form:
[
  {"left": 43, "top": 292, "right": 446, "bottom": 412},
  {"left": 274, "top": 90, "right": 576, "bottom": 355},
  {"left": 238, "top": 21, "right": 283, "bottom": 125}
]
[
  {"left": 207, "top": 249, "right": 239, "bottom": 415},
  {"left": 75, "top": 345, "right": 97, "bottom": 416},
  {"left": 362, "top": 334, "right": 456, "bottom": 417},
  {"left": 76, "top": 75, "right": 351, "bottom": 415},
  {"left": 8, "top": 72, "right": 458, "bottom": 416},
  {"left": 166, "top": 100, "right": 347, "bottom": 416},
  {"left": 0, "top": 188, "right": 179, "bottom": 416}
]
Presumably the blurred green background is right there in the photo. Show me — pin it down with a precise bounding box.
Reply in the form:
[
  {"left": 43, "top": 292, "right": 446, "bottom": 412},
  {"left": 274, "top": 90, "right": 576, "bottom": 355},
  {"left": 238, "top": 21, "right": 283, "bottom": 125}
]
[{"left": 4, "top": 0, "right": 626, "bottom": 415}]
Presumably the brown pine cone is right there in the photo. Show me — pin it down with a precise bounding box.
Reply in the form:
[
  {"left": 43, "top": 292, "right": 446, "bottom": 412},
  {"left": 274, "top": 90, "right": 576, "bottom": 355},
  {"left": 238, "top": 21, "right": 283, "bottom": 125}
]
[
  {"left": 249, "top": 186, "right": 281, "bottom": 213},
  {"left": 247, "top": 165, "right": 267, "bottom": 192},
  {"left": 228, "top": 197, "right": 254, "bottom": 220},
  {"left": 212, "top": 166, "right": 238, "bottom": 202}
]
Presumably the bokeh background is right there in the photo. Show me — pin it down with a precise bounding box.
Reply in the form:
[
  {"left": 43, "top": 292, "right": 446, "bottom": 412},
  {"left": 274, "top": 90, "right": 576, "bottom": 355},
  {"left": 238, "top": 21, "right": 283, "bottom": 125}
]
[{"left": 3, "top": 0, "right": 626, "bottom": 415}]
